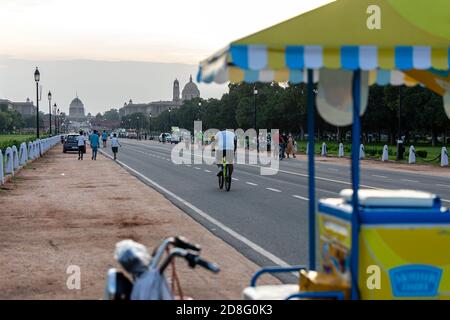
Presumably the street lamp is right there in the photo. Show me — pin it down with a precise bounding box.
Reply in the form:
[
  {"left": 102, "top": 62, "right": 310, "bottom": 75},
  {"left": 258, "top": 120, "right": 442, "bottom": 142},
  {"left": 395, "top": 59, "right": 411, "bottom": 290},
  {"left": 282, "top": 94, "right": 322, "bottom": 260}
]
[
  {"left": 137, "top": 116, "right": 140, "bottom": 140},
  {"left": 149, "top": 113, "right": 152, "bottom": 137},
  {"left": 53, "top": 103, "right": 57, "bottom": 134},
  {"left": 57, "top": 108, "right": 60, "bottom": 134},
  {"left": 48, "top": 91, "right": 52, "bottom": 136},
  {"left": 34, "top": 67, "right": 40, "bottom": 138},
  {"left": 168, "top": 107, "right": 172, "bottom": 131},
  {"left": 254, "top": 86, "right": 258, "bottom": 151}
]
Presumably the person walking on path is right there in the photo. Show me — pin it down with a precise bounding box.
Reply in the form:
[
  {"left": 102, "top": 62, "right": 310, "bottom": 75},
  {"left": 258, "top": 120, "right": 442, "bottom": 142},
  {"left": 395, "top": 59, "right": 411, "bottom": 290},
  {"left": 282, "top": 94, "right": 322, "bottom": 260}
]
[
  {"left": 102, "top": 130, "right": 108, "bottom": 148},
  {"left": 286, "top": 134, "right": 296, "bottom": 158},
  {"left": 76, "top": 130, "right": 85, "bottom": 160},
  {"left": 111, "top": 133, "right": 122, "bottom": 160},
  {"left": 89, "top": 130, "right": 100, "bottom": 160}
]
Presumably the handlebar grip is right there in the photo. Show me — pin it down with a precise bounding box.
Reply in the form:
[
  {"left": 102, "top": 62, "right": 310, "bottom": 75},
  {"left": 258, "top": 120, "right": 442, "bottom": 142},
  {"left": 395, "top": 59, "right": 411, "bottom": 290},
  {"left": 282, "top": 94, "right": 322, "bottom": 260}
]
[
  {"left": 196, "top": 257, "right": 220, "bottom": 273},
  {"left": 175, "top": 236, "right": 201, "bottom": 252}
]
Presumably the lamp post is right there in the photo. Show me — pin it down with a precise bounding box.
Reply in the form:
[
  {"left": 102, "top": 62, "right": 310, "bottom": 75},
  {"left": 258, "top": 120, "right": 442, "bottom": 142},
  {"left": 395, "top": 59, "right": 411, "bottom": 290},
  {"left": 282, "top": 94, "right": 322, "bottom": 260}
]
[
  {"left": 149, "top": 113, "right": 152, "bottom": 138},
  {"left": 53, "top": 103, "right": 57, "bottom": 134},
  {"left": 57, "top": 108, "right": 60, "bottom": 134},
  {"left": 48, "top": 91, "right": 52, "bottom": 136},
  {"left": 254, "top": 86, "right": 258, "bottom": 151},
  {"left": 137, "top": 116, "right": 140, "bottom": 140},
  {"left": 34, "top": 67, "right": 40, "bottom": 138},
  {"left": 168, "top": 108, "right": 172, "bottom": 131}
]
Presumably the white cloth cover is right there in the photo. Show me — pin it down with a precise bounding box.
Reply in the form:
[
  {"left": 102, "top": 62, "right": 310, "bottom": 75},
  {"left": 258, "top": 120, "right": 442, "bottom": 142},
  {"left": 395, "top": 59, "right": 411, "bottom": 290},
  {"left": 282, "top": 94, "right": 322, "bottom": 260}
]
[
  {"left": 381, "top": 145, "right": 389, "bottom": 162},
  {"left": 131, "top": 268, "right": 174, "bottom": 300},
  {"left": 305, "top": 143, "right": 309, "bottom": 155},
  {"left": 408, "top": 145, "right": 416, "bottom": 164},
  {"left": 317, "top": 69, "right": 369, "bottom": 127},
  {"left": 441, "top": 147, "right": 448, "bottom": 167},
  {"left": 321, "top": 142, "right": 327, "bottom": 156},
  {"left": 340, "top": 189, "right": 437, "bottom": 208},
  {"left": 338, "top": 143, "right": 344, "bottom": 157},
  {"left": 359, "top": 144, "right": 365, "bottom": 159}
]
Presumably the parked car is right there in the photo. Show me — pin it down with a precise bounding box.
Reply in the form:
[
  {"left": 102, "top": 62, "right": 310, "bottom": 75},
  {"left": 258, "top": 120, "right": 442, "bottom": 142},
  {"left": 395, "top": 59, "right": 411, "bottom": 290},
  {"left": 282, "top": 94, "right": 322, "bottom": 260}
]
[
  {"left": 158, "top": 133, "right": 172, "bottom": 143},
  {"left": 63, "top": 133, "right": 80, "bottom": 153}
]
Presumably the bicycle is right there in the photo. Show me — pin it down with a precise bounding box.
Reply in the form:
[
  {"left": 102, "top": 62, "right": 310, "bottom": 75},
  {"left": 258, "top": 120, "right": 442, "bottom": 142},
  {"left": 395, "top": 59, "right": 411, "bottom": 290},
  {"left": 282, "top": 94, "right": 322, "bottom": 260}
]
[
  {"left": 104, "top": 236, "right": 220, "bottom": 300},
  {"left": 218, "top": 156, "right": 232, "bottom": 191}
]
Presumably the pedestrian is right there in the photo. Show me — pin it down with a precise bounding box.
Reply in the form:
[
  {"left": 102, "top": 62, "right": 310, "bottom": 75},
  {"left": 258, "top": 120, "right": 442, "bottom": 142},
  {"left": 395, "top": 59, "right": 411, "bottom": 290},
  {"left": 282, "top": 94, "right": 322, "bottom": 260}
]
[
  {"left": 90, "top": 130, "right": 100, "bottom": 160},
  {"left": 102, "top": 130, "right": 108, "bottom": 148},
  {"left": 83, "top": 131, "right": 88, "bottom": 155},
  {"left": 111, "top": 133, "right": 121, "bottom": 160},
  {"left": 286, "top": 134, "right": 296, "bottom": 158},
  {"left": 76, "top": 130, "right": 85, "bottom": 160}
]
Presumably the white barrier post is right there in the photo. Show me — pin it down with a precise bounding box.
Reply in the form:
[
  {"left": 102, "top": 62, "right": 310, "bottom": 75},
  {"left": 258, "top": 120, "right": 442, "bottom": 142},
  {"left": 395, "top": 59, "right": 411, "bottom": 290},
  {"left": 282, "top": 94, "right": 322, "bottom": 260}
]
[
  {"left": 321, "top": 142, "right": 327, "bottom": 156},
  {"left": 4, "top": 147, "right": 14, "bottom": 175},
  {"left": 19, "top": 142, "right": 28, "bottom": 165},
  {"left": 359, "top": 144, "right": 365, "bottom": 160},
  {"left": 381, "top": 145, "right": 389, "bottom": 162},
  {"left": 306, "top": 143, "right": 309, "bottom": 155},
  {"left": 28, "top": 142, "right": 34, "bottom": 160},
  {"left": 338, "top": 143, "right": 344, "bottom": 157},
  {"left": 0, "top": 150, "right": 4, "bottom": 184},
  {"left": 441, "top": 147, "right": 448, "bottom": 167},
  {"left": 408, "top": 145, "right": 416, "bottom": 164},
  {"left": 12, "top": 145, "right": 20, "bottom": 170}
]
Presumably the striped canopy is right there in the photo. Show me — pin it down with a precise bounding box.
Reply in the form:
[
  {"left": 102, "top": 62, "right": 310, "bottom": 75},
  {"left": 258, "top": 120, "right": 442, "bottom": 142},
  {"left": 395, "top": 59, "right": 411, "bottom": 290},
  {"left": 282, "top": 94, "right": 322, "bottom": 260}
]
[{"left": 198, "top": 0, "right": 450, "bottom": 96}]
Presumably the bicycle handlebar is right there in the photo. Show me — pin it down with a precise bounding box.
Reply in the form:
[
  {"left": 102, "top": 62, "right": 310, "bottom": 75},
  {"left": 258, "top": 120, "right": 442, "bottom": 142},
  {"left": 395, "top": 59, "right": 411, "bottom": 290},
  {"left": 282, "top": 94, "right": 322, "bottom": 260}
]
[
  {"left": 159, "top": 249, "right": 220, "bottom": 274},
  {"left": 150, "top": 236, "right": 201, "bottom": 269}
]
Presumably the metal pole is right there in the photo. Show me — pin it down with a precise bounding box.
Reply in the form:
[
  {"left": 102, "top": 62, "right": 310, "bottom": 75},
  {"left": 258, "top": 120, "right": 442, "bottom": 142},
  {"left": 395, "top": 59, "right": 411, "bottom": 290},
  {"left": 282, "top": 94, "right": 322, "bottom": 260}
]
[
  {"left": 48, "top": 99, "right": 52, "bottom": 136},
  {"left": 254, "top": 86, "right": 258, "bottom": 151},
  {"left": 350, "top": 70, "right": 361, "bottom": 300},
  {"left": 36, "top": 82, "right": 40, "bottom": 138},
  {"left": 307, "top": 69, "right": 316, "bottom": 271}
]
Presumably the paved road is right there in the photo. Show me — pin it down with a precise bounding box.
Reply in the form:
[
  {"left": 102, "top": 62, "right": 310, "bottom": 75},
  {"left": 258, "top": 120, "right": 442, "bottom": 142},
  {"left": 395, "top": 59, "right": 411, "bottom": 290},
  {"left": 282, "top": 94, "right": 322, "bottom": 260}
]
[{"left": 101, "top": 139, "right": 450, "bottom": 277}]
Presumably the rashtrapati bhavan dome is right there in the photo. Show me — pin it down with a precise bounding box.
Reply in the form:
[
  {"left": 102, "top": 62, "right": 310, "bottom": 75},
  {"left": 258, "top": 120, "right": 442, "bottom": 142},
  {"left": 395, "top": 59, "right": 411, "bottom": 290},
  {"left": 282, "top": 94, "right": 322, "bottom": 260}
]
[
  {"left": 68, "top": 96, "right": 87, "bottom": 121},
  {"left": 119, "top": 75, "right": 200, "bottom": 117}
]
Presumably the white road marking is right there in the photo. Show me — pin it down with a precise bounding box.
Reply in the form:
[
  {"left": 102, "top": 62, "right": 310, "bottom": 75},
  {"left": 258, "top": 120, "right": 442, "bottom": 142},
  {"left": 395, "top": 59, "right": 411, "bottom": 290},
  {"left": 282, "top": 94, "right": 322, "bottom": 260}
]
[
  {"left": 436, "top": 184, "right": 450, "bottom": 188},
  {"left": 204, "top": 170, "right": 211, "bottom": 173},
  {"left": 246, "top": 182, "right": 258, "bottom": 186},
  {"left": 293, "top": 195, "right": 309, "bottom": 201},
  {"left": 328, "top": 168, "right": 339, "bottom": 172},
  {"left": 372, "top": 175, "right": 387, "bottom": 179},
  {"left": 266, "top": 188, "right": 282, "bottom": 193},
  {"left": 194, "top": 167, "right": 201, "bottom": 170},
  {"left": 99, "top": 149, "right": 292, "bottom": 270},
  {"left": 401, "top": 179, "right": 418, "bottom": 183},
  {"left": 232, "top": 178, "right": 239, "bottom": 181}
]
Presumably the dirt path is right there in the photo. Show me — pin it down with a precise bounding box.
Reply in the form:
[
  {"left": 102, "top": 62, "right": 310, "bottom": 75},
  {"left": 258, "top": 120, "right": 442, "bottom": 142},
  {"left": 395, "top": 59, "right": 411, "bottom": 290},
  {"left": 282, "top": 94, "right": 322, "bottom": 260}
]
[{"left": 0, "top": 146, "right": 278, "bottom": 299}]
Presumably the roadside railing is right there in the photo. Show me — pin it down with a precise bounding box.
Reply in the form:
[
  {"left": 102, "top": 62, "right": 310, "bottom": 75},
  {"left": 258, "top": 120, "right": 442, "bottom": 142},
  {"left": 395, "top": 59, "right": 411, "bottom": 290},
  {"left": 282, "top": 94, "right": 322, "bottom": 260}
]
[{"left": 0, "top": 135, "right": 61, "bottom": 185}]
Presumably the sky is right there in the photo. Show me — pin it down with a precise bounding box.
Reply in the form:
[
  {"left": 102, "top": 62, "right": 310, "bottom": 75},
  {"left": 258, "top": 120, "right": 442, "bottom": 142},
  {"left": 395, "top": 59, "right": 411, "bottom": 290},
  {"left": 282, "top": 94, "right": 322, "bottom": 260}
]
[{"left": 0, "top": 0, "right": 333, "bottom": 114}]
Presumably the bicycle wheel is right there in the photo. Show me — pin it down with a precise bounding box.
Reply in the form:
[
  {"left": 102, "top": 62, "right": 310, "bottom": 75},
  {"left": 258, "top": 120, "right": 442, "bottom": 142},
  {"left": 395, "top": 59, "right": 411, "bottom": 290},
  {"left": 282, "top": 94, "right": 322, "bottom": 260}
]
[
  {"left": 225, "top": 164, "right": 231, "bottom": 191},
  {"left": 225, "top": 175, "right": 231, "bottom": 191},
  {"left": 218, "top": 174, "right": 224, "bottom": 189}
]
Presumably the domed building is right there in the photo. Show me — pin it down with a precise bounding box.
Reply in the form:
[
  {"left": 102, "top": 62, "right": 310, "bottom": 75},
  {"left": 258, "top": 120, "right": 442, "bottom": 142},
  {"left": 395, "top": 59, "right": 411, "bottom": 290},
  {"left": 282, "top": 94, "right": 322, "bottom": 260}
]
[
  {"left": 119, "top": 75, "right": 201, "bottom": 118},
  {"left": 69, "top": 96, "right": 87, "bottom": 121},
  {"left": 182, "top": 75, "right": 200, "bottom": 101}
]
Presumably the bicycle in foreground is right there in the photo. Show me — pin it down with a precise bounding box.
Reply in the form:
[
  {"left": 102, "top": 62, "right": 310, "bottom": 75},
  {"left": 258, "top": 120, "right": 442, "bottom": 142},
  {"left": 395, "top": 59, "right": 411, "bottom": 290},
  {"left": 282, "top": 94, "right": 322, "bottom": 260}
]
[{"left": 104, "top": 236, "right": 220, "bottom": 300}]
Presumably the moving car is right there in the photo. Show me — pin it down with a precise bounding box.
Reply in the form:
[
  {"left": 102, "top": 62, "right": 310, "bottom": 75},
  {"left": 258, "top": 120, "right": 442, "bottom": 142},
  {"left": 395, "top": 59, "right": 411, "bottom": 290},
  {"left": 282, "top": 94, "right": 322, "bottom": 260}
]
[
  {"left": 158, "top": 133, "right": 172, "bottom": 143},
  {"left": 63, "top": 133, "right": 80, "bottom": 153}
]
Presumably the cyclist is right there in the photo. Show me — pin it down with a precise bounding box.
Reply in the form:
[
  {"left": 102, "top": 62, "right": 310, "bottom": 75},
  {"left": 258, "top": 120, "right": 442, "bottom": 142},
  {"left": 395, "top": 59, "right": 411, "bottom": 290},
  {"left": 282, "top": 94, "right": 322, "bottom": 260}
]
[{"left": 214, "top": 129, "right": 236, "bottom": 177}]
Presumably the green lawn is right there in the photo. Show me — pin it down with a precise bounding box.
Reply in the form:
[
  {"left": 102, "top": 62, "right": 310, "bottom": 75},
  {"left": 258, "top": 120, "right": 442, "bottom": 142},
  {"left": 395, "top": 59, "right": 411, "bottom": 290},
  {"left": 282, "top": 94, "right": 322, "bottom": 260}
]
[
  {"left": 0, "top": 134, "right": 39, "bottom": 151},
  {"left": 295, "top": 140, "right": 444, "bottom": 165}
]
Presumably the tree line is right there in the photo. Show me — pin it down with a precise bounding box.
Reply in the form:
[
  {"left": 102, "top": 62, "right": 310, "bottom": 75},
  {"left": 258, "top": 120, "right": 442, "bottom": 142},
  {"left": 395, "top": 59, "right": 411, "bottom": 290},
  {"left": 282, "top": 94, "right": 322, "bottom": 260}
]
[{"left": 144, "top": 83, "right": 448, "bottom": 146}]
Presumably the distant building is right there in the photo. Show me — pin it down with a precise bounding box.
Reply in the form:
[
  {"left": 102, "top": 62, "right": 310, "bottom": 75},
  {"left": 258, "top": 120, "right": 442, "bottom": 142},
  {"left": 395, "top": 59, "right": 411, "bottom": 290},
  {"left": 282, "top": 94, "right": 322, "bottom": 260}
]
[
  {"left": 119, "top": 75, "right": 200, "bottom": 117},
  {"left": 68, "top": 95, "right": 87, "bottom": 121},
  {"left": 0, "top": 98, "right": 36, "bottom": 116}
]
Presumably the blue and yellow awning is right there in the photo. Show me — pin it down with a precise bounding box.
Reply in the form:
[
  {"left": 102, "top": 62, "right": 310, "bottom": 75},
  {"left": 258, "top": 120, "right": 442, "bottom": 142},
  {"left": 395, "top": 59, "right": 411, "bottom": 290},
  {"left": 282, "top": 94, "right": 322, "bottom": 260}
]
[{"left": 198, "top": 0, "right": 450, "bottom": 96}]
